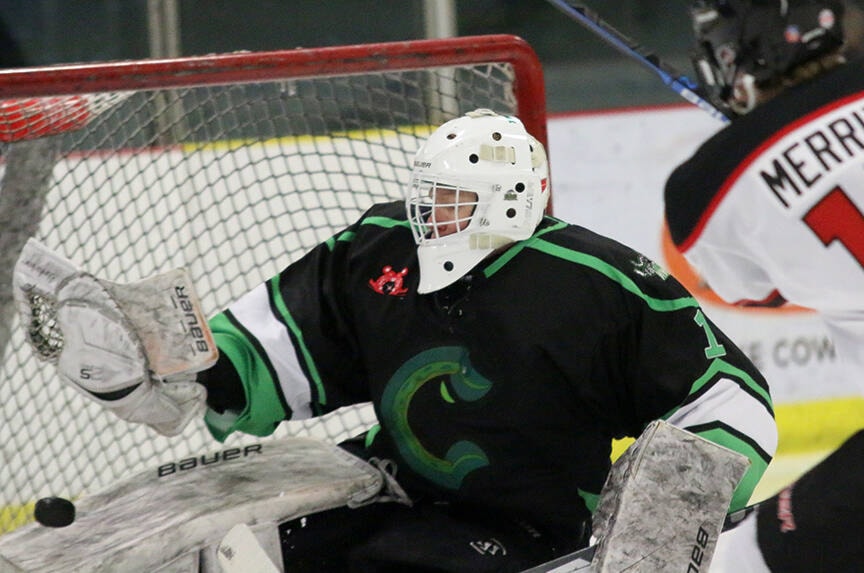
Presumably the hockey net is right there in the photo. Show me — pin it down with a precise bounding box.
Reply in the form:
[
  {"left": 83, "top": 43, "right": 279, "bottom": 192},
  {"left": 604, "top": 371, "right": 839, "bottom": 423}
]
[{"left": 0, "top": 35, "right": 547, "bottom": 533}]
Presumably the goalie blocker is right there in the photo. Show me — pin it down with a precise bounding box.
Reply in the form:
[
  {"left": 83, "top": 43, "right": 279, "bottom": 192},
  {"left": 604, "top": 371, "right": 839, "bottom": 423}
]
[
  {"left": 12, "top": 239, "right": 218, "bottom": 436},
  {"left": 524, "top": 420, "right": 750, "bottom": 572}
]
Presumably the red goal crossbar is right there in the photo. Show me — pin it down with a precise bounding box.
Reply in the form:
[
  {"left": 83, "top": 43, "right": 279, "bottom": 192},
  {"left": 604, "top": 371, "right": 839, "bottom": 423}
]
[{"left": 0, "top": 34, "right": 548, "bottom": 149}]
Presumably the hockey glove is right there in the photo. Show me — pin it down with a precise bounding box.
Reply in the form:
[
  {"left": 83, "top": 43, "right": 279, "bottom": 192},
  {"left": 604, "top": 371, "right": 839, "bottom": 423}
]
[{"left": 13, "top": 239, "right": 218, "bottom": 436}]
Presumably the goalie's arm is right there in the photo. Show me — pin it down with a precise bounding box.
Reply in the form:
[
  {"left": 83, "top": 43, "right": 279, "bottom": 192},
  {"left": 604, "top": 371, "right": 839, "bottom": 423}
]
[
  {"left": 600, "top": 256, "right": 778, "bottom": 513},
  {"left": 195, "top": 221, "right": 373, "bottom": 442},
  {"left": 196, "top": 262, "right": 367, "bottom": 442},
  {"left": 630, "top": 301, "right": 778, "bottom": 512},
  {"left": 194, "top": 299, "right": 304, "bottom": 443}
]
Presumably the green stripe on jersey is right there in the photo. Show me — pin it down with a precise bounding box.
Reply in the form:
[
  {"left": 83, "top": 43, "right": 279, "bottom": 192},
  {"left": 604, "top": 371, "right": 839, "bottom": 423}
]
[
  {"left": 325, "top": 231, "right": 356, "bottom": 250},
  {"left": 484, "top": 221, "right": 698, "bottom": 312},
  {"left": 680, "top": 358, "right": 772, "bottom": 411},
  {"left": 325, "top": 215, "right": 408, "bottom": 250},
  {"left": 520, "top": 238, "right": 699, "bottom": 312},
  {"left": 205, "top": 313, "right": 287, "bottom": 441},
  {"left": 483, "top": 220, "right": 566, "bottom": 275},
  {"left": 362, "top": 215, "right": 411, "bottom": 229},
  {"left": 268, "top": 274, "right": 328, "bottom": 406}
]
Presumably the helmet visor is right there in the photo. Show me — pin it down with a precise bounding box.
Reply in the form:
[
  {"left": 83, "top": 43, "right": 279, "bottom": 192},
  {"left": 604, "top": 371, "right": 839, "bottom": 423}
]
[{"left": 407, "top": 176, "right": 480, "bottom": 245}]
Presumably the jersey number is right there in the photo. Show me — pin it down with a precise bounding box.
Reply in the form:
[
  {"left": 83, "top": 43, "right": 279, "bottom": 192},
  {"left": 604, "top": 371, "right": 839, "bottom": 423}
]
[
  {"left": 803, "top": 186, "right": 864, "bottom": 268},
  {"left": 694, "top": 309, "right": 726, "bottom": 359}
]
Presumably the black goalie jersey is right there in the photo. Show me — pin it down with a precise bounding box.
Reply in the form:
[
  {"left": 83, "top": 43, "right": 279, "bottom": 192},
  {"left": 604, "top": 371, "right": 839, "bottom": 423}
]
[{"left": 203, "top": 200, "right": 776, "bottom": 544}]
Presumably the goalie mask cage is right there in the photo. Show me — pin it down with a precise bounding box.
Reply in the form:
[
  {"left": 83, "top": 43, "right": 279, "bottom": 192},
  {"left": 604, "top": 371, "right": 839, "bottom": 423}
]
[{"left": 0, "top": 34, "right": 547, "bottom": 533}]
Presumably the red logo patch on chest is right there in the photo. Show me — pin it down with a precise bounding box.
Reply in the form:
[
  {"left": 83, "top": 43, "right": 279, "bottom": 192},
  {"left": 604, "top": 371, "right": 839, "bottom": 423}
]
[{"left": 369, "top": 265, "right": 410, "bottom": 296}]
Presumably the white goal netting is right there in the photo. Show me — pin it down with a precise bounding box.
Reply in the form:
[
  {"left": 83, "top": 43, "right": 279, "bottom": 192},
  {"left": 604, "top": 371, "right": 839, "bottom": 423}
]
[{"left": 0, "top": 35, "right": 547, "bottom": 533}]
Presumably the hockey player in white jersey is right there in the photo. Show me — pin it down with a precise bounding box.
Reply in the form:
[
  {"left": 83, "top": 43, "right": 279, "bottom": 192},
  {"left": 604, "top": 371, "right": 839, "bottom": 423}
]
[{"left": 665, "top": 1, "right": 864, "bottom": 570}]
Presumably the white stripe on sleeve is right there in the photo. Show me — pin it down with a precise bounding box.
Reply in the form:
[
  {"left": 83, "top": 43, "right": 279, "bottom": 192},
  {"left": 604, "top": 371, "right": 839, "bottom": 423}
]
[
  {"left": 229, "top": 283, "right": 314, "bottom": 420},
  {"left": 666, "top": 378, "right": 777, "bottom": 458}
]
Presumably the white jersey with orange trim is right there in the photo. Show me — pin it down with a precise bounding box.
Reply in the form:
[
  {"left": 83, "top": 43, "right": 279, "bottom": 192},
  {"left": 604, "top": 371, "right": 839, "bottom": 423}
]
[{"left": 665, "top": 59, "right": 864, "bottom": 376}]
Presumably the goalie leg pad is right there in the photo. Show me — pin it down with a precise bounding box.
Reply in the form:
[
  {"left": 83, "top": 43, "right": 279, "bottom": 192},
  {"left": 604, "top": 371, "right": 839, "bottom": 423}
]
[{"left": 0, "top": 438, "right": 385, "bottom": 572}]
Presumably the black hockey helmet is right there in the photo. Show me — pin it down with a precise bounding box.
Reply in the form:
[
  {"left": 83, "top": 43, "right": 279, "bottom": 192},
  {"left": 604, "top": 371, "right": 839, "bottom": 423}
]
[{"left": 691, "top": 0, "right": 845, "bottom": 113}]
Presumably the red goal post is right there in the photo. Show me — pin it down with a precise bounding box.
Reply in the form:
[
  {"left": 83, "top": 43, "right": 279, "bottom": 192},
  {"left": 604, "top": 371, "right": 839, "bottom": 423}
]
[{"left": 0, "top": 34, "right": 548, "bottom": 533}]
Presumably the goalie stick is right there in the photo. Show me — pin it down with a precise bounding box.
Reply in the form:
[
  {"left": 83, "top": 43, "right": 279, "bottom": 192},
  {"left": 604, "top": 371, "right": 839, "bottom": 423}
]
[
  {"left": 546, "top": 0, "right": 732, "bottom": 124},
  {"left": 519, "top": 504, "right": 758, "bottom": 572},
  {"left": 217, "top": 524, "right": 280, "bottom": 573},
  {"left": 520, "top": 501, "right": 759, "bottom": 572}
]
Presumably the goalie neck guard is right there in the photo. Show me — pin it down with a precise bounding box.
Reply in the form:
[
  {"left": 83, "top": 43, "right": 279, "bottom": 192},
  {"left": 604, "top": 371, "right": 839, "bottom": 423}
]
[
  {"left": 690, "top": 0, "right": 845, "bottom": 115},
  {"left": 406, "top": 109, "right": 550, "bottom": 294}
]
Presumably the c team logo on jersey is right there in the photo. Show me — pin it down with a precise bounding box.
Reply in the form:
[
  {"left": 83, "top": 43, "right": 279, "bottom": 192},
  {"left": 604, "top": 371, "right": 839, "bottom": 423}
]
[
  {"left": 381, "top": 346, "right": 491, "bottom": 489},
  {"left": 369, "top": 265, "right": 410, "bottom": 296}
]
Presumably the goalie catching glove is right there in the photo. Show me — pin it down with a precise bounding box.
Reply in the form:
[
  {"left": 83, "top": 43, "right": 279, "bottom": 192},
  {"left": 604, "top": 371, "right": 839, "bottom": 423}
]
[{"left": 12, "top": 239, "right": 218, "bottom": 436}]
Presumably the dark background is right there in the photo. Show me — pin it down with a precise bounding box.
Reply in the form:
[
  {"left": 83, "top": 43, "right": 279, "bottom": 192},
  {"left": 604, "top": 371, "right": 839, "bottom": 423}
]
[
  {"left": 0, "top": 0, "right": 702, "bottom": 113},
  {"left": 3, "top": 1, "right": 860, "bottom": 113}
]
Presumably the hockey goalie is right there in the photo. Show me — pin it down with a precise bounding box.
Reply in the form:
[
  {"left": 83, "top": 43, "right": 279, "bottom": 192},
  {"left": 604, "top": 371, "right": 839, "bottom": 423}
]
[{"left": 0, "top": 110, "right": 775, "bottom": 572}]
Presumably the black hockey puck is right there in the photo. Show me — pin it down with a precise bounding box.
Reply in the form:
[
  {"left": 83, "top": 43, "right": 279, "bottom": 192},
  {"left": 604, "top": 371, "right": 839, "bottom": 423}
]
[{"left": 34, "top": 496, "right": 76, "bottom": 527}]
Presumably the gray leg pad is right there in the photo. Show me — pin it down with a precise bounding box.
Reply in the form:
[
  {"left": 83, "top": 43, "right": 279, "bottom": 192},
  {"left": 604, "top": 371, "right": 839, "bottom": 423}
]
[{"left": 0, "top": 438, "right": 383, "bottom": 573}]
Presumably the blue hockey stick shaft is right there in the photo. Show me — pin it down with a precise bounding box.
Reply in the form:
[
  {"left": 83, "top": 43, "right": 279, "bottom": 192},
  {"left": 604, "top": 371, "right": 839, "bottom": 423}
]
[{"left": 546, "top": 0, "right": 731, "bottom": 124}]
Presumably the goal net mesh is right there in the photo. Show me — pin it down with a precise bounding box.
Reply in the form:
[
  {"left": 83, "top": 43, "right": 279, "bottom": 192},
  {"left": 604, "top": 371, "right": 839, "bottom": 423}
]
[{"left": 0, "top": 36, "right": 546, "bottom": 533}]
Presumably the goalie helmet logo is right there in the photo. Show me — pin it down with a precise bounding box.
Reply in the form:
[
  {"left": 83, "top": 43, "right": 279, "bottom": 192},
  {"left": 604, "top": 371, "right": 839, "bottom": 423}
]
[{"left": 369, "top": 265, "right": 410, "bottom": 296}]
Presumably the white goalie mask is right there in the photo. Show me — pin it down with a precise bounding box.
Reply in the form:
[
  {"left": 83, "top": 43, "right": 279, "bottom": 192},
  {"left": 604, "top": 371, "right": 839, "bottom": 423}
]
[{"left": 406, "top": 109, "right": 550, "bottom": 293}]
